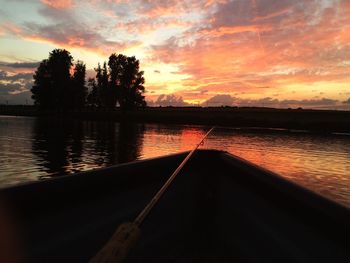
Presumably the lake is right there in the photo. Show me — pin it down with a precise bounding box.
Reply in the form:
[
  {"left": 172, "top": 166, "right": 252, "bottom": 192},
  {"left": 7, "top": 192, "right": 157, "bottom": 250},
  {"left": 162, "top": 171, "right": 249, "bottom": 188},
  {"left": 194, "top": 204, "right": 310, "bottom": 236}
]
[{"left": 1, "top": 115, "right": 350, "bottom": 207}]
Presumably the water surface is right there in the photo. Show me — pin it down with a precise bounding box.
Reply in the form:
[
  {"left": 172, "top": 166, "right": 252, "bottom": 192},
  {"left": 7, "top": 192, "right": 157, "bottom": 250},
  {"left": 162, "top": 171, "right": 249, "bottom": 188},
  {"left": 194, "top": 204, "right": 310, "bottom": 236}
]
[{"left": 1, "top": 116, "right": 350, "bottom": 207}]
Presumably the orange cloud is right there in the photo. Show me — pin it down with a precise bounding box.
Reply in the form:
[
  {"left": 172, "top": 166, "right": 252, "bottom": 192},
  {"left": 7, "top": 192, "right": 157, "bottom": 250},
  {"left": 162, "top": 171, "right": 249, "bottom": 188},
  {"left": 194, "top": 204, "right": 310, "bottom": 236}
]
[
  {"left": 2, "top": 0, "right": 350, "bottom": 107},
  {"left": 117, "top": 17, "right": 193, "bottom": 34},
  {"left": 148, "top": 0, "right": 350, "bottom": 103},
  {"left": 2, "top": 20, "right": 139, "bottom": 57},
  {"left": 41, "top": 0, "right": 73, "bottom": 9},
  {"left": 23, "top": 33, "right": 138, "bottom": 57},
  {"left": 2, "top": 22, "right": 22, "bottom": 35},
  {"left": 200, "top": 24, "right": 273, "bottom": 37}
]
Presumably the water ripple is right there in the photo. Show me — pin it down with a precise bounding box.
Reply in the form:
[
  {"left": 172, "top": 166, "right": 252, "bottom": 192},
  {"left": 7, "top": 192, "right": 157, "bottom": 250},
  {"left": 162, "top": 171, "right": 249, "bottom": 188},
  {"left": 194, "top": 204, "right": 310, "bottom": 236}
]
[{"left": 1, "top": 118, "right": 350, "bottom": 207}]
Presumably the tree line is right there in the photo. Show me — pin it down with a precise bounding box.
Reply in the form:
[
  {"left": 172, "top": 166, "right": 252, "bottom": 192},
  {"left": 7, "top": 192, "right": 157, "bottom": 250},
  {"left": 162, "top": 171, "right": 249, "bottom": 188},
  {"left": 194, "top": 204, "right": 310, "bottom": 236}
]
[{"left": 31, "top": 49, "right": 146, "bottom": 110}]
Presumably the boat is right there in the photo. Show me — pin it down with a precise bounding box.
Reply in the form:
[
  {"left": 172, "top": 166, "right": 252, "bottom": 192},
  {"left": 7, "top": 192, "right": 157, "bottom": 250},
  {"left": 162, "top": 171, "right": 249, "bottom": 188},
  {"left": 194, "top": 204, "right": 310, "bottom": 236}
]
[{"left": 0, "top": 150, "right": 349, "bottom": 263}]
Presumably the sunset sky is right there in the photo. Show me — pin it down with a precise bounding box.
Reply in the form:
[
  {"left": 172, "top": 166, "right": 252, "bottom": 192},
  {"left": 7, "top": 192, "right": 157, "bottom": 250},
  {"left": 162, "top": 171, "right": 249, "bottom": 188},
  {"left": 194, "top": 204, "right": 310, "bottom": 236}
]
[{"left": 1, "top": 0, "right": 350, "bottom": 109}]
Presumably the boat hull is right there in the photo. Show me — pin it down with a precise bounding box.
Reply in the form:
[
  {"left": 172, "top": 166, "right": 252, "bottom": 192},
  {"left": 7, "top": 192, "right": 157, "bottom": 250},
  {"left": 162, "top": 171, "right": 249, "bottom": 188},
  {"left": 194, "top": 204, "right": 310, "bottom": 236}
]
[{"left": 1, "top": 150, "right": 349, "bottom": 262}]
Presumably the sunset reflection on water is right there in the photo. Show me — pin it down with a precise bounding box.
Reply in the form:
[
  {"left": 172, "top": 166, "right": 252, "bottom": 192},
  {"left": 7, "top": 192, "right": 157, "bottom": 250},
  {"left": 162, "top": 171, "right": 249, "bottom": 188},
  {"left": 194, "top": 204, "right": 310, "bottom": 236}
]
[
  {"left": 141, "top": 125, "right": 350, "bottom": 207},
  {"left": 1, "top": 116, "right": 350, "bottom": 207}
]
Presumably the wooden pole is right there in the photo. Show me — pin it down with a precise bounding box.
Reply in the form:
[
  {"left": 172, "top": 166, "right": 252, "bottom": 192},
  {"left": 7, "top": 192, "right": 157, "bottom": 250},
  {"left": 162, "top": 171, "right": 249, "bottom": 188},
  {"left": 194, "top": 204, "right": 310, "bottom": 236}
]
[{"left": 88, "top": 127, "right": 215, "bottom": 263}]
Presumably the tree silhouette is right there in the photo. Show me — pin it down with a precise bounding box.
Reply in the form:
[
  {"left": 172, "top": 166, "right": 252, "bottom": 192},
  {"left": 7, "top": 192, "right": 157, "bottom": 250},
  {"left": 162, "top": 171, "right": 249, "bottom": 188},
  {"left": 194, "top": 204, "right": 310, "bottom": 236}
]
[
  {"left": 47, "top": 49, "right": 73, "bottom": 109},
  {"left": 31, "top": 59, "right": 52, "bottom": 109},
  {"left": 108, "top": 54, "right": 146, "bottom": 109},
  {"left": 88, "top": 53, "right": 146, "bottom": 110},
  {"left": 93, "top": 62, "right": 110, "bottom": 107},
  {"left": 31, "top": 49, "right": 146, "bottom": 110},
  {"left": 31, "top": 49, "right": 87, "bottom": 109},
  {"left": 87, "top": 78, "right": 100, "bottom": 107},
  {"left": 71, "top": 60, "right": 87, "bottom": 108},
  {"left": 94, "top": 63, "right": 103, "bottom": 106},
  {"left": 101, "top": 62, "right": 110, "bottom": 107},
  {"left": 107, "top": 54, "right": 121, "bottom": 108}
]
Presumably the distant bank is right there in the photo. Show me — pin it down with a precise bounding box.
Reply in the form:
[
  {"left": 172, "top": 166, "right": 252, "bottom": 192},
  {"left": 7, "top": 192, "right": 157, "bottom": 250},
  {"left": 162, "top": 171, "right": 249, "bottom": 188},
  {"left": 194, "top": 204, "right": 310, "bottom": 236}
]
[{"left": 1, "top": 105, "right": 350, "bottom": 133}]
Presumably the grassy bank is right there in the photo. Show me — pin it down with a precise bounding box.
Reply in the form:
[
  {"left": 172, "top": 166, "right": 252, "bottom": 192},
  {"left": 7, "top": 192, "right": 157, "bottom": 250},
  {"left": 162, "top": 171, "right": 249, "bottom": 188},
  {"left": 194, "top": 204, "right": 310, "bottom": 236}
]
[{"left": 1, "top": 105, "right": 350, "bottom": 133}]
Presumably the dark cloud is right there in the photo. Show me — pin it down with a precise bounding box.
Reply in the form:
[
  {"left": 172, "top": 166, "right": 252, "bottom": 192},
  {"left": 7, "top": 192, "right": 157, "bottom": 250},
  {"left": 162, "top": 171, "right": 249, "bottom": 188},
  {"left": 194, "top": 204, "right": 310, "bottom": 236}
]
[
  {"left": 0, "top": 70, "right": 32, "bottom": 82},
  {"left": 203, "top": 94, "right": 235, "bottom": 106},
  {"left": 343, "top": 98, "right": 350, "bottom": 104},
  {"left": 208, "top": 0, "right": 335, "bottom": 32},
  {"left": 0, "top": 61, "right": 39, "bottom": 69},
  {"left": 0, "top": 70, "right": 33, "bottom": 104},
  {"left": 2, "top": 3, "right": 140, "bottom": 56},
  {"left": 0, "top": 82, "right": 23, "bottom": 95},
  {"left": 147, "top": 94, "right": 190, "bottom": 107},
  {"left": 209, "top": 0, "right": 256, "bottom": 28},
  {"left": 278, "top": 98, "right": 338, "bottom": 107},
  {"left": 202, "top": 94, "right": 339, "bottom": 109},
  {"left": 147, "top": 93, "right": 342, "bottom": 109},
  {"left": 38, "top": 3, "right": 74, "bottom": 21},
  {"left": 23, "top": 22, "right": 131, "bottom": 55}
]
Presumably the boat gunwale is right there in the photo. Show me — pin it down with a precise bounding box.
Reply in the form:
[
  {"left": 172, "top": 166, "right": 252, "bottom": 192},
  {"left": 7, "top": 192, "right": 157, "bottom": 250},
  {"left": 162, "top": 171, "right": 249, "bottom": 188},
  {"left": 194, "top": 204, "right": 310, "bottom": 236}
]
[{"left": 1, "top": 149, "right": 349, "bottom": 227}]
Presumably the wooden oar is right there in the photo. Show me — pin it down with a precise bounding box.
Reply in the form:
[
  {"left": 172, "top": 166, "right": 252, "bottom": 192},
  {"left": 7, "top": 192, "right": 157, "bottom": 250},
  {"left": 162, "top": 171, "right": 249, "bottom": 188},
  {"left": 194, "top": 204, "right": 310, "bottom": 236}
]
[{"left": 89, "top": 127, "right": 215, "bottom": 263}]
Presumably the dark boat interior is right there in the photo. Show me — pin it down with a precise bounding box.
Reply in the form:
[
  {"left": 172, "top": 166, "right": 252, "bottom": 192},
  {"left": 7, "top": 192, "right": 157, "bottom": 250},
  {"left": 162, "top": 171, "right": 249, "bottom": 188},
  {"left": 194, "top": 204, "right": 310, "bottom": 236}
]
[{"left": 1, "top": 150, "right": 349, "bottom": 263}]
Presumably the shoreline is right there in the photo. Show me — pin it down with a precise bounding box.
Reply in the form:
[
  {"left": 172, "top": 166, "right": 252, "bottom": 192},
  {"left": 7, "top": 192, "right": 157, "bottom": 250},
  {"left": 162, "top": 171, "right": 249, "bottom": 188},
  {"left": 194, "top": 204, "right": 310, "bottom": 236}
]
[{"left": 1, "top": 105, "right": 350, "bottom": 133}]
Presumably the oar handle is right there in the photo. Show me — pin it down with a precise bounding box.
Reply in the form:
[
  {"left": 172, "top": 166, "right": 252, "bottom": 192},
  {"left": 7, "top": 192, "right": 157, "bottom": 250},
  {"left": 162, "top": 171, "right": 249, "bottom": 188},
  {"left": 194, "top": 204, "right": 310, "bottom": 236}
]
[{"left": 89, "top": 222, "right": 140, "bottom": 263}]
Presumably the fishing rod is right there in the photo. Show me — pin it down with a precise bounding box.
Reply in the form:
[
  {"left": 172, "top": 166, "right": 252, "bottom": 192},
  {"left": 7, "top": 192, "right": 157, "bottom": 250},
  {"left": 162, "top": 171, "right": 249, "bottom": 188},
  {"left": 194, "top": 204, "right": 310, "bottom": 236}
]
[{"left": 89, "top": 127, "right": 215, "bottom": 263}]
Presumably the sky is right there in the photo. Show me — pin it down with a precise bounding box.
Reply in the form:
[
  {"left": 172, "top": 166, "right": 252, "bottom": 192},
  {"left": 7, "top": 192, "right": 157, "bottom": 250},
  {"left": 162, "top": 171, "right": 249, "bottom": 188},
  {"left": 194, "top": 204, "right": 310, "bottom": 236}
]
[{"left": 0, "top": 0, "right": 350, "bottom": 109}]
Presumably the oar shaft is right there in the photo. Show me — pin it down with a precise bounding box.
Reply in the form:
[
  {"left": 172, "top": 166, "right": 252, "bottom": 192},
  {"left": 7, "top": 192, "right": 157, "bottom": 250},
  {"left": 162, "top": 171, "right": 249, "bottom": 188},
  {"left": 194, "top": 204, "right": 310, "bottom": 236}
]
[
  {"left": 134, "top": 126, "right": 215, "bottom": 226},
  {"left": 89, "top": 127, "right": 215, "bottom": 263}
]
